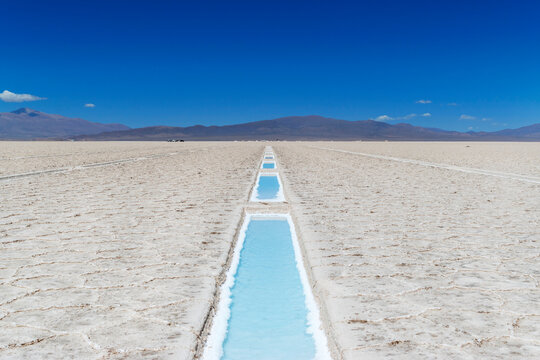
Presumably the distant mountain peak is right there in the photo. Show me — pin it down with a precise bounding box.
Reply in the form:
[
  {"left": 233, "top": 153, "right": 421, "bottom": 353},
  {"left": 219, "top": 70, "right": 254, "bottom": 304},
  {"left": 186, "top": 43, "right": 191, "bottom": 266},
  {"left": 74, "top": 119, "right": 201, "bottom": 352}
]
[
  {"left": 11, "top": 108, "right": 38, "bottom": 115},
  {"left": 0, "top": 108, "right": 130, "bottom": 139}
]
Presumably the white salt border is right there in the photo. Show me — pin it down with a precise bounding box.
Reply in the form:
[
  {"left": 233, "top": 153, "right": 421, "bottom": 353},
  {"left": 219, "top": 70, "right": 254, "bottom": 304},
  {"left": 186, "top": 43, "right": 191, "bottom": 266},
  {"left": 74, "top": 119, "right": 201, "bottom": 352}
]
[
  {"left": 285, "top": 214, "right": 333, "bottom": 360},
  {"left": 201, "top": 213, "right": 333, "bottom": 360},
  {"left": 201, "top": 214, "right": 250, "bottom": 360},
  {"left": 249, "top": 172, "right": 285, "bottom": 202}
]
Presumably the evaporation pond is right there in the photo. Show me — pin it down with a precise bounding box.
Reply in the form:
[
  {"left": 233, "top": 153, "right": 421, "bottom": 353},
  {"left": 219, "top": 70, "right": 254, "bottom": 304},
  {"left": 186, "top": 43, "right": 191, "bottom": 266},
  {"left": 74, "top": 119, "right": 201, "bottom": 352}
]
[
  {"left": 255, "top": 175, "right": 280, "bottom": 200},
  {"left": 222, "top": 219, "right": 316, "bottom": 360},
  {"left": 262, "top": 162, "right": 275, "bottom": 169}
]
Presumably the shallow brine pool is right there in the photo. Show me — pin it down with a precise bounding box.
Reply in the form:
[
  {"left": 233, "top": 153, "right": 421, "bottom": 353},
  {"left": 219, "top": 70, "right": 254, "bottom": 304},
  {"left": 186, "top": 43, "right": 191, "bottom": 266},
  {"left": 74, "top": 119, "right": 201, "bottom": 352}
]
[
  {"left": 262, "top": 162, "right": 275, "bottom": 169},
  {"left": 223, "top": 218, "right": 314, "bottom": 359},
  {"left": 251, "top": 174, "right": 284, "bottom": 202},
  {"left": 202, "top": 215, "right": 331, "bottom": 360}
]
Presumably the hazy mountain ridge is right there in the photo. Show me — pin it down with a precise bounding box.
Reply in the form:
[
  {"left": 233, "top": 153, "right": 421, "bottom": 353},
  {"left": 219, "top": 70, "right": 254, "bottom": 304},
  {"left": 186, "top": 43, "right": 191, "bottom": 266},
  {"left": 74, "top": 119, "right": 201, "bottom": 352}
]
[
  {"left": 1, "top": 111, "right": 539, "bottom": 141},
  {"left": 74, "top": 115, "right": 540, "bottom": 141},
  {"left": 0, "top": 108, "right": 130, "bottom": 139},
  {"left": 491, "top": 123, "right": 540, "bottom": 138}
]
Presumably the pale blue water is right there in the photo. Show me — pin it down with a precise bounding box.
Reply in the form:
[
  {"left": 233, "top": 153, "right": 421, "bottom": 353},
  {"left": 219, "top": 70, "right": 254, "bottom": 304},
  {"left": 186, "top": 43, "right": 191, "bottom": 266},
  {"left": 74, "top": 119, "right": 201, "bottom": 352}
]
[
  {"left": 222, "top": 219, "right": 316, "bottom": 360},
  {"left": 255, "top": 175, "right": 280, "bottom": 200},
  {"left": 262, "top": 162, "right": 275, "bottom": 169},
  {"left": 265, "top": 156, "right": 273, "bottom": 159}
]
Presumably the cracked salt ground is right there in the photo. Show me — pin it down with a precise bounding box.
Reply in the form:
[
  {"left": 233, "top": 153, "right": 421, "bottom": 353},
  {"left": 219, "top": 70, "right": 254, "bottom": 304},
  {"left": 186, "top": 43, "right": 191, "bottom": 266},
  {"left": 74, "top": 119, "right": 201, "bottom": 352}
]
[
  {"left": 0, "top": 142, "right": 231, "bottom": 177},
  {"left": 311, "top": 141, "right": 540, "bottom": 178},
  {"left": 0, "top": 142, "right": 263, "bottom": 359},
  {"left": 273, "top": 142, "right": 540, "bottom": 359},
  {"left": 2, "top": 141, "right": 539, "bottom": 359}
]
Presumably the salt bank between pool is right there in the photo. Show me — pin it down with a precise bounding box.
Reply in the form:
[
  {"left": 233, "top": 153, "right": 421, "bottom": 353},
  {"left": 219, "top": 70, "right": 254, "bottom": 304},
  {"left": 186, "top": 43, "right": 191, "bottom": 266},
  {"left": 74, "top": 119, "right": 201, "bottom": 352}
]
[{"left": 201, "top": 147, "right": 332, "bottom": 360}]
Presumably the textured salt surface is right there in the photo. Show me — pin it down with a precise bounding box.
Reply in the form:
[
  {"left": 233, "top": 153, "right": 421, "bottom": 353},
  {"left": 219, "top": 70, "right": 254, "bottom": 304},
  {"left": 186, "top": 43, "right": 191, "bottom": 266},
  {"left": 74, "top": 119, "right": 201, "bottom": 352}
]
[
  {"left": 0, "top": 142, "right": 200, "bottom": 176},
  {"left": 313, "top": 141, "right": 540, "bottom": 177},
  {"left": 312, "top": 146, "right": 540, "bottom": 184},
  {"left": 2, "top": 141, "right": 539, "bottom": 359},
  {"left": 0, "top": 142, "right": 263, "bottom": 359},
  {"left": 275, "top": 142, "right": 540, "bottom": 359}
]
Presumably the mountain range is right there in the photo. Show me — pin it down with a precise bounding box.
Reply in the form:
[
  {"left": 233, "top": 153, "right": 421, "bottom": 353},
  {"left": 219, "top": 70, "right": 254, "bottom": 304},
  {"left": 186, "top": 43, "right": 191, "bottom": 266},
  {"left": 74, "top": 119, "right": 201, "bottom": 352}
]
[
  {"left": 1, "top": 109, "right": 539, "bottom": 141},
  {"left": 0, "top": 108, "right": 129, "bottom": 139},
  {"left": 73, "top": 115, "right": 540, "bottom": 141}
]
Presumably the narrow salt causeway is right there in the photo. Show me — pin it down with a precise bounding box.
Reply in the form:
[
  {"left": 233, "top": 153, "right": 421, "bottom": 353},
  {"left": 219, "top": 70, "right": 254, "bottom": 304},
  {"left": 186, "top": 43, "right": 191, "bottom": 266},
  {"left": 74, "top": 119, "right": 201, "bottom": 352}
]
[
  {"left": 250, "top": 173, "right": 284, "bottom": 202},
  {"left": 202, "top": 214, "right": 331, "bottom": 360},
  {"left": 261, "top": 161, "right": 276, "bottom": 169}
]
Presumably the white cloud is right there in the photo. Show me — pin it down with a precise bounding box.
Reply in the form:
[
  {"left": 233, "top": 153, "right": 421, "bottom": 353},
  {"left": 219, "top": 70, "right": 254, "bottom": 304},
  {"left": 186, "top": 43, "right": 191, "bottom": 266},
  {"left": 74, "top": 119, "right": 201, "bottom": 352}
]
[
  {"left": 374, "top": 113, "right": 418, "bottom": 122},
  {"left": 416, "top": 99, "right": 432, "bottom": 104},
  {"left": 422, "top": 112, "right": 432, "bottom": 117},
  {"left": 460, "top": 114, "right": 476, "bottom": 120},
  {"left": 84, "top": 103, "right": 96, "bottom": 108},
  {"left": 0, "top": 90, "right": 46, "bottom": 103},
  {"left": 375, "top": 115, "right": 393, "bottom": 122},
  {"left": 402, "top": 113, "right": 417, "bottom": 120}
]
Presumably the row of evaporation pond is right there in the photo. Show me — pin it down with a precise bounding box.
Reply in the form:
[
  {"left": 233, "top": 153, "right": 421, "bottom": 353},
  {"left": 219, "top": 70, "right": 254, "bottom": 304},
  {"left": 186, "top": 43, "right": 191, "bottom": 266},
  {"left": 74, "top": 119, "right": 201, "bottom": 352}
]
[
  {"left": 202, "top": 147, "right": 332, "bottom": 360},
  {"left": 252, "top": 149, "right": 282, "bottom": 201}
]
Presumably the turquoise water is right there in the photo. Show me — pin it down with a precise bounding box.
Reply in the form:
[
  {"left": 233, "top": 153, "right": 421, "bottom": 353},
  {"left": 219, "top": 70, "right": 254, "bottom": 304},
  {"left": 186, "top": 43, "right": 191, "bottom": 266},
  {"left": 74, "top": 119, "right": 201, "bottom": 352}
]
[
  {"left": 255, "top": 175, "right": 280, "bottom": 200},
  {"left": 222, "top": 219, "right": 316, "bottom": 360},
  {"left": 262, "top": 162, "right": 275, "bottom": 169}
]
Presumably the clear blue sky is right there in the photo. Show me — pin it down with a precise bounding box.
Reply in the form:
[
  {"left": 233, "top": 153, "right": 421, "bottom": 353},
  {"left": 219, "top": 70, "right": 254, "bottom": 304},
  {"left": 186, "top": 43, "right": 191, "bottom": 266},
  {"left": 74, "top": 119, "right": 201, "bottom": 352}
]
[{"left": 1, "top": 0, "right": 539, "bottom": 131}]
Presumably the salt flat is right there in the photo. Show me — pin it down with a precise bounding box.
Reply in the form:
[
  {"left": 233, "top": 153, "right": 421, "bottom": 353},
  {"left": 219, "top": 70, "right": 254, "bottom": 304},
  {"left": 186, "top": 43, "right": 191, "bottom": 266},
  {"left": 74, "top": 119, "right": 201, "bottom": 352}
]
[
  {"left": 0, "top": 142, "right": 219, "bottom": 177},
  {"left": 275, "top": 142, "right": 540, "bottom": 359},
  {"left": 1, "top": 141, "right": 539, "bottom": 359},
  {"left": 310, "top": 141, "right": 540, "bottom": 177},
  {"left": 0, "top": 142, "right": 262, "bottom": 359}
]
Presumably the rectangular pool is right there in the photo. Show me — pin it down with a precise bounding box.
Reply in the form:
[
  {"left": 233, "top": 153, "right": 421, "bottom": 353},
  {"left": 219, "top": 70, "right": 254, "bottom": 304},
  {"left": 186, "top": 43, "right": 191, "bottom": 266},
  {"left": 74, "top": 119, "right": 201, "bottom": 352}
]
[
  {"left": 250, "top": 174, "right": 284, "bottom": 202},
  {"left": 261, "top": 162, "right": 275, "bottom": 169},
  {"left": 202, "top": 215, "right": 331, "bottom": 360}
]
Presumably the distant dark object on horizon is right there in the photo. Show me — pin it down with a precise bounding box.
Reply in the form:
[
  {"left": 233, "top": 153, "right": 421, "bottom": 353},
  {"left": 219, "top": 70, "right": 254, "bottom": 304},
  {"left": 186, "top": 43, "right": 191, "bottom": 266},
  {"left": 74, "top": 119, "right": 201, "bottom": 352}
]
[{"left": 167, "top": 139, "right": 184, "bottom": 142}]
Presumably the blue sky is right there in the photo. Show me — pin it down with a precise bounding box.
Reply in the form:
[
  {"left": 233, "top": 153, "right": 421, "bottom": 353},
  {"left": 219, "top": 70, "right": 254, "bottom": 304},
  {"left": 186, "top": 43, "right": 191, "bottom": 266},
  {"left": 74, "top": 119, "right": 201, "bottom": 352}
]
[{"left": 1, "top": 0, "right": 539, "bottom": 131}]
